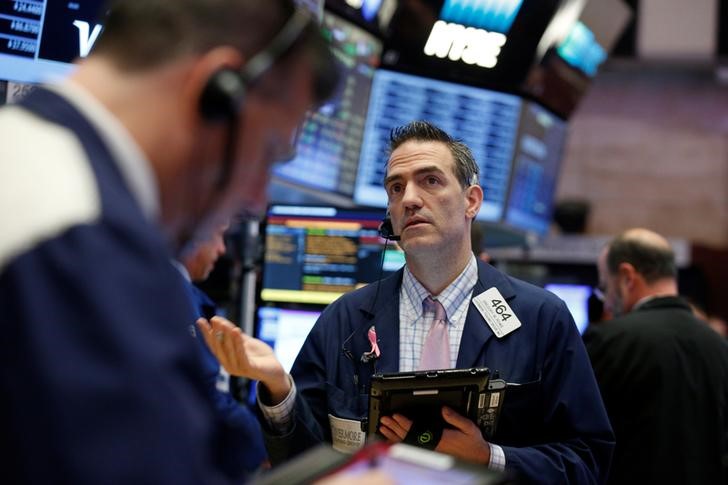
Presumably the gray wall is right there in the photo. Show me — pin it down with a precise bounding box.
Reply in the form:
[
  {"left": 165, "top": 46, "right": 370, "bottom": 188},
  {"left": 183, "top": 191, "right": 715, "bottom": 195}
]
[{"left": 557, "top": 61, "right": 728, "bottom": 246}]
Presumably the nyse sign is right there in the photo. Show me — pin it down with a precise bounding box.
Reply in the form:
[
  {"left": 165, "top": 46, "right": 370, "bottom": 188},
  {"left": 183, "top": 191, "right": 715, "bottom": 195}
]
[{"left": 423, "top": 20, "right": 507, "bottom": 69}]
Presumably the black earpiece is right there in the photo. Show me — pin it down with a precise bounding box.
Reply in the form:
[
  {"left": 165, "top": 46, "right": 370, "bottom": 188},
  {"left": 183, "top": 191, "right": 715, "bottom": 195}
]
[
  {"left": 198, "top": 8, "right": 312, "bottom": 122},
  {"left": 199, "top": 68, "right": 247, "bottom": 121},
  {"left": 378, "top": 214, "right": 400, "bottom": 241}
]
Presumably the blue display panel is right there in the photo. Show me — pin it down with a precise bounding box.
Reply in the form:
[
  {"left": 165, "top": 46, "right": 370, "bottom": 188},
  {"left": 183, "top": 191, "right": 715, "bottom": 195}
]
[
  {"left": 439, "top": 0, "right": 524, "bottom": 34},
  {"left": 503, "top": 101, "right": 566, "bottom": 235},
  {"left": 353, "top": 69, "right": 521, "bottom": 222},
  {"left": 0, "top": 0, "right": 104, "bottom": 83},
  {"left": 256, "top": 306, "right": 321, "bottom": 373},
  {"left": 545, "top": 283, "right": 591, "bottom": 334},
  {"left": 556, "top": 21, "right": 606, "bottom": 78},
  {"left": 271, "top": 11, "right": 382, "bottom": 199},
  {"left": 260, "top": 204, "right": 405, "bottom": 305}
]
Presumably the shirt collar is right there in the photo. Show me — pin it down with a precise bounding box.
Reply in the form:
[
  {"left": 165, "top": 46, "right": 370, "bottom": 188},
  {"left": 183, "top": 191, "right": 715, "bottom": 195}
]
[
  {"left": 47, "top": 80, "right": 160, "bottom": 222},
  {"left": 402, "top": 254, "right": 478, "bottom": 327},
  {"left": 402, "top": 267, "right": 430, "bottom": 323},
  {"left": 633, "top": 294, "right": 670, "bottom": 311}
]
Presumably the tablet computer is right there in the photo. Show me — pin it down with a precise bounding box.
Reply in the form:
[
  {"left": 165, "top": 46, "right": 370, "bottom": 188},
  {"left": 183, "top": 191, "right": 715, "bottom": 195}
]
[{"left": 368, "top": 367, "right": 505, "bottom": 439}]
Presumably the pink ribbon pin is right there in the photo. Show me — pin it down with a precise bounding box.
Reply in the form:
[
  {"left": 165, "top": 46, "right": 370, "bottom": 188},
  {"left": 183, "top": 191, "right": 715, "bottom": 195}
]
[{"left": 367, "top": 325, "right": 380, "bottom": 358}]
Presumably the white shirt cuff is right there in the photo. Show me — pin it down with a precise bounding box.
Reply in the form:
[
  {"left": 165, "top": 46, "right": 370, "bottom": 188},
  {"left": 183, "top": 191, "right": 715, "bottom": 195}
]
[
  {"left": 488, "top": 443, "right": 506, "bottom": 471},
  {"left": 257, "top": 375, "right": 297, "bottom": 434}
]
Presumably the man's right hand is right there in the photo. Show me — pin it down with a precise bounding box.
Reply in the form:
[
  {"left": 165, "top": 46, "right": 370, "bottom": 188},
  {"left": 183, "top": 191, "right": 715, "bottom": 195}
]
[
  {"left": 196, "top": 316, "right": 291, "bottom": 404},
  {"left": 379, "top": 406, "right": 492, "bottom": 465}
]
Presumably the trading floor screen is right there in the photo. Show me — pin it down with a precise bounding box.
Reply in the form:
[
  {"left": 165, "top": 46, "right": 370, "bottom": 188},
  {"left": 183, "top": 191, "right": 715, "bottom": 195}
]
[
  {"left": 354, "top": 69, "right": 522, "bottom": 222},
  {"left": 504, "top": 101, "right": 567, "bottom": 235},
  {"left": 0, "top": 0, "right": 104, "bottom": 83},
  {"left": 272, "top": 11, "right": 382, "bottom": 198},
  {"left": 260, "top": 205, "right": 405, "bottom": 305}
]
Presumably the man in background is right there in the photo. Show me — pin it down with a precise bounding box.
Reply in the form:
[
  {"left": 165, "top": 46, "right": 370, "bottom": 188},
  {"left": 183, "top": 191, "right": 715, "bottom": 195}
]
[
  {"left": 584, "top": 228, "right": 728, "bottom": 485},
  {"left": 0, "top": 0, "right": 338, "bottom": 482},
  {"left": 176, "top": 222, "right": 268, "bottom": 477},
  {"left": 201, "top": 121, "right": 614, "bottom": 484}
]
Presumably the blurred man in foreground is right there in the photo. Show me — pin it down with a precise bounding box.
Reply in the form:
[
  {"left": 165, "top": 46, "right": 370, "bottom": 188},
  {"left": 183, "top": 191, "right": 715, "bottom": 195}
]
[{"left": 0, "top": 0, "right": 338, "bottom": 482}]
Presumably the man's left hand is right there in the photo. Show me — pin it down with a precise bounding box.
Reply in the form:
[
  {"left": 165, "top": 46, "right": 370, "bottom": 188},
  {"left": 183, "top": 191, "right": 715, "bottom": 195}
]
[{"left": 378, "top": 406, "right": 491, "bottom": 464}]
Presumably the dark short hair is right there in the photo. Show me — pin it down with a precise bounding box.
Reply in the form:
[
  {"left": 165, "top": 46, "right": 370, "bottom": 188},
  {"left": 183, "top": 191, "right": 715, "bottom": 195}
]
[
  {"left": 387, "top": 121, "right": 479, "bottom": 189},
  {"left": 93, "top": 0, "right": 338, "bottom": 104},
  {"left": 606, "top": 235, "right": 677, "bottom": 283}
]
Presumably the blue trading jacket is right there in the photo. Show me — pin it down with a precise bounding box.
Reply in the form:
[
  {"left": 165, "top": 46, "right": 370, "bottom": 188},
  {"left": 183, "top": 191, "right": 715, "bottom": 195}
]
[
  {"left": 0, "top": 88, "right": 235, "bottom": 484},
  {"left": 184, "top": 281, "right": 268, "bottom": 474},
  {"left": 263, "top": 260, "right": 615, "bottom": 484}
]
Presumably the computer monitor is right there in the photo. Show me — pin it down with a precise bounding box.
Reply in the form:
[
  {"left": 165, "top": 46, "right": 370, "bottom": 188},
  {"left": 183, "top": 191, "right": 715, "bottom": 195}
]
[
  {"left": 0, "top": 1, "right": 105, "bottom": 84},
  {"left": 256, "top": 305, "right": 322, "bottom": 373},
  {"left": 544, "top": 283, "right": 591, "bottom": 334},
  {"left": 503, "top": 101, "right": 567, "bottom": 235},
  {"left": 260, "top": 204, "right": 405, "bottom": 306},
  {"left": 270, "top": 11, "right": 382, "bottom": 202},
  {"left": 353, "top": 69, "right": 522, "bottom": 222},
  {"left": 520, "top": 0, "right": 632, "bottom": 118},
  {"left": 556, "top": 21, "right": 607, "bottom": 78}
]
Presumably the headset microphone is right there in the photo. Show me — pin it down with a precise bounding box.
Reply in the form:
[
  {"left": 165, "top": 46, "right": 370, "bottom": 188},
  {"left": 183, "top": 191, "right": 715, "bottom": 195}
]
[
  {"left": 378, "top": 213, "right": 400, "bottom": 241},
  {"left": 342, "top": 211, "right": 399, "bottom": 385}
]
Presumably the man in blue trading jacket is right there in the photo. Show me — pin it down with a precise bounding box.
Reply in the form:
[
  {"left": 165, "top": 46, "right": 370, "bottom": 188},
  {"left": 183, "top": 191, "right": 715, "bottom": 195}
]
[
  {"left": 0, "top": 0, "right": 338, "bottom": 483},
  {"left": 175, "top": 222, "right": 268, "bottom": 476},
  {"left": 201, "top": 121, "right": 615, "bottom": 484}
]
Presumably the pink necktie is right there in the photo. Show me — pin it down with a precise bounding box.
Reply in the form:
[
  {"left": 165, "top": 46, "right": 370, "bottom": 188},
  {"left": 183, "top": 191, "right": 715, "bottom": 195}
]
[{"left": 418, "top": 297, "right": 451, "bottom": 370}]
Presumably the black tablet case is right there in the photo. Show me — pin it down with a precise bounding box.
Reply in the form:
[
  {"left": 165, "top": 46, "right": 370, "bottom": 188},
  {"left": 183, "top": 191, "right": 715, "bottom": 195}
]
[{"left": 368, "top": 367, "right": 505, "bottom": 438}]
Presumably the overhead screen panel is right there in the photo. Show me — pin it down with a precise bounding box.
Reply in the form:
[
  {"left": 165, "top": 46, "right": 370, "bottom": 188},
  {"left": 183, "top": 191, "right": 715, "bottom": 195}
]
[
  {"left": 503, "top": 101, "right": 567, "bottom": 235},
  {"left": 271, "top": 12, "right": 382, "bottom": 200},
  {"left": 0, "top": 1, "right": 104, "bottom": 83},
  {"left": 439, "top": 0, "right": 525, "bottom": 34},
  {"left": 354, "top": 69, "right": 522, "bottom": 222},
  {"left": 521, "top": 0, "right": 632, "bottom": 118}
]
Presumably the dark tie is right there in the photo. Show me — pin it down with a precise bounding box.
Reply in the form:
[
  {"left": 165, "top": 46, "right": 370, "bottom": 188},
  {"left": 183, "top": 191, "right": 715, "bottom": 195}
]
[{"left": 418, "top": 296, "right": 451, "bottom": 370}]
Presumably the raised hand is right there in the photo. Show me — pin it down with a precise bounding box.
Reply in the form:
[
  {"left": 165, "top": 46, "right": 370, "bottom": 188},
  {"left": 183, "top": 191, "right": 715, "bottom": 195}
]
[{"left": 196, "top": 316, "right": 291, "bottom": 403}]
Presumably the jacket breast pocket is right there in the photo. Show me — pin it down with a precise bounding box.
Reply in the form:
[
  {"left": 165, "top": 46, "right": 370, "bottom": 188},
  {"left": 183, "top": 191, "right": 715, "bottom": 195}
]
[
  {"left": 325, "top": 382, "right": 369, "bottom": 421},
  {"left": 495, "top": 376, "right": 542, "bottom": 445}
]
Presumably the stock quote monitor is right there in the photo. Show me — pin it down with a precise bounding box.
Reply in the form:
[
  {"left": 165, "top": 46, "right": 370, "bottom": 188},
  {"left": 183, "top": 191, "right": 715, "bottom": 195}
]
[
  {"left": 271, "top": 11, "right": 382, "bottom": 201},
  {"left": 0, "top": 1, "right": 104, "bottom": 83},
  {"left": 260, "top": 204, "right": 405, "bottom": 306},
  {"left": 503, "top": 101, "right": 567, "bottom": 235},
  {"left": 353, "top": 69, "right": 522, "bottom": 222},
  {"left": 256, "top": 305, "right": 322, "bottom": 374},
  {"left": 544, "top": 283, "right": 591, "bottom": 335}
]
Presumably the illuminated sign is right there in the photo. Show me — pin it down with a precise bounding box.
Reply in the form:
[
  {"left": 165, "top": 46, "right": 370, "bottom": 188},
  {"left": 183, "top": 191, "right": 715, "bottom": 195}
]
[
  {"left": 556, "top": 21, "right": 606, "bottom": 77},
  {"left": 440, "top": 0, "right": 524, "bottom": 34},
  {"left": 73, "top": 21, "right": 103, "bottom": 57},
  {"left": 423, "top": 20, "right": 506, "bottom": 68}
]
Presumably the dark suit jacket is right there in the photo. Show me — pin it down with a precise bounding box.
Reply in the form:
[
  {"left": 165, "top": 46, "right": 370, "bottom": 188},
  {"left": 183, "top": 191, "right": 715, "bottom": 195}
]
[
  {"left": 264, "top": 260, "right": 615, "bottom": 484},
  {"left": 183, "top": 282, "right": 267, "bottom": 477},
  {"left": 584, "top": 296, "right": 728, "bottom": 485}
]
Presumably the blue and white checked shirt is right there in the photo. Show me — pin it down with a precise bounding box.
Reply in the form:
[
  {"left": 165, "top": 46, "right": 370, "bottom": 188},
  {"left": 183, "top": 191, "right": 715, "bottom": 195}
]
[{"left": 399, "top": 254, "right": 477, "bottom": 372}]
